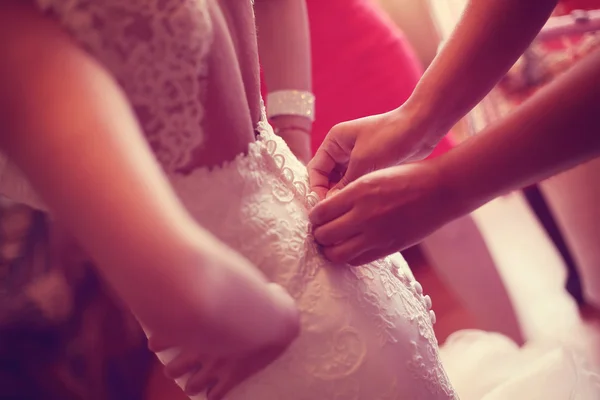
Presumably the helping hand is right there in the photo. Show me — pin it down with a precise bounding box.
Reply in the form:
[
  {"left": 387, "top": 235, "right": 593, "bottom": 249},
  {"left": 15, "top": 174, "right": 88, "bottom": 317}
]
[
  {"left": 143, "top": 238, "right": 300, "bottom": 399},
  {"left": 307, "top": 106, "right": 440, "bottom": 199},
  {"left": 309, "top": 162, "right": 458, "bottom": 265}
]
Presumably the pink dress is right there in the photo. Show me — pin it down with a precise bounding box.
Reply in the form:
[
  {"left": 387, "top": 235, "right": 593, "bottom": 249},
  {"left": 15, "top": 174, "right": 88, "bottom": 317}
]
[{"left": 306, "top": 0, "right": 453, "bottom": 157}]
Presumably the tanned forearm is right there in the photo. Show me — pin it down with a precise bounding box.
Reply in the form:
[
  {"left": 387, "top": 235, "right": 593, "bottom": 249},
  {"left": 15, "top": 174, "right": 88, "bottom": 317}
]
[
  {"left": 438, "top": 48, "right": 600, "bottom": 216},
  {"left": 406, "top": 0, "right": 558, "bottom": 140}
]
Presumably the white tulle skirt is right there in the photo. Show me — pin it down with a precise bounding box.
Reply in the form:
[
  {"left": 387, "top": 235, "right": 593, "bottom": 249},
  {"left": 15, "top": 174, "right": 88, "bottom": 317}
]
[{"left": 440, "top": 330, "right": 600, "bottom": 400}]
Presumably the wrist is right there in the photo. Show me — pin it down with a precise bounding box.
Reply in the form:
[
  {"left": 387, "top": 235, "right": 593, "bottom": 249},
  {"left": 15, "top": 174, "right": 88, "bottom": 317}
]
[
  {"left": 397, "top": 101, "right": 441, "bottom": 147},
  {"left": 270, "top": 115, "right": 312, "bottom": 134},
  {"left": 432, "top": 148, "right": 490, "bottom": 220},
  {"left": 401, "top": 90, "right": 457, "bottom": 143}
]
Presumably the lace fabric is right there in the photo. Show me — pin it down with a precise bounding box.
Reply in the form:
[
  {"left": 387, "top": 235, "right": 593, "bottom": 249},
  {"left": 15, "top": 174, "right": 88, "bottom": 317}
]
[
  {"left": 36, "top": 0, "right": 213, "bottom": 173},
  {"left": 168, "top": 119, "right": 457, "bottom": 399}
]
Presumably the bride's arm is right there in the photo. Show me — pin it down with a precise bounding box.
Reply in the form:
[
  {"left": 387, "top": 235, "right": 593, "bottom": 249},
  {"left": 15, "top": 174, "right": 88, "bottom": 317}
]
[
  {"left": 0, "top": 1, "right": 297, "bottom": 349},
  {"left": 0, "top": 2, "right": 207, "bottom": 313},
  {"left": 254, "top": 0, "right": 313, "bottom": 163}
]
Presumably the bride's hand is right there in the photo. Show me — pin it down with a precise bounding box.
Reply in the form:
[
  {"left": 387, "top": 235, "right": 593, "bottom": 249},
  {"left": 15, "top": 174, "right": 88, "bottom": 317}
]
[{"left": 144, "top": 237, "right": 300, "bottom": 399}]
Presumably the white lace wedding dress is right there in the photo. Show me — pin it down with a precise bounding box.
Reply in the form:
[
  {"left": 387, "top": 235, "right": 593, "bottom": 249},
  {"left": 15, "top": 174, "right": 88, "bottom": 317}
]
[{"left": 2, "top": 0, "right": 599, "bottom": 399}]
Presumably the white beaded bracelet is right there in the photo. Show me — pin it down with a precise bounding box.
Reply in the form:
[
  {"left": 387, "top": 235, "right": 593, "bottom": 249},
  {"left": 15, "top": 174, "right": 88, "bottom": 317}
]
[{"left": 266, "top": 90, "right": 316, "bottom": 122}]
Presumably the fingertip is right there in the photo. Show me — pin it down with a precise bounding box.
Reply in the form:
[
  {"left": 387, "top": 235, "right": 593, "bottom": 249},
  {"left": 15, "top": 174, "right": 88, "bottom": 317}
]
[
  {"left": 307, "top": 146, "right": 346, "bottom": 196},
  {"left": 308, "top": 203, "right": 329, "bottom": 228},
  {"left": 320, "top": 246, "right": 349, "bottom": 265},
  {"left": 311, "top": 225, "right": 324, "bottom": 244},
  {"left": 308, "top": 203, "right": 323, "bottom": 226},
  {"left": 312, "top": 187, "right": 328, "bottom": 201}
]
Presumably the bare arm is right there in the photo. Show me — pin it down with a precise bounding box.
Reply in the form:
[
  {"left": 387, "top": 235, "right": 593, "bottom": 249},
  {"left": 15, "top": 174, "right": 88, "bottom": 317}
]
[
  {"left": 438, "top": 48, "right": 600, "bottom": 216},
  {"left": 0, "top": 3, "right": 203, "bottom": 312},
  {"left": 254, "top": 0, "right": 313, "bottom": 160},
  {"left": 254, "top": 0, "right": 311, "bottom": 97},
  {"left": 407, "top": 0, "right": 558, "bottom": 140},
  {"left": 0, "top": 2, "right": 281, "bottom": 332}
]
